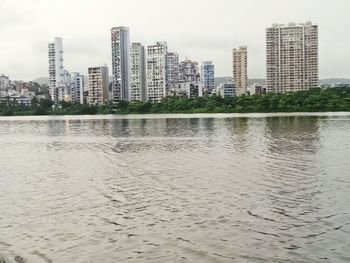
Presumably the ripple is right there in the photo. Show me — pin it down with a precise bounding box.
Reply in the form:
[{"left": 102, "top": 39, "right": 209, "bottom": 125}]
[{"left": 0, "top": 114, "right": 350, "bottom": 262}]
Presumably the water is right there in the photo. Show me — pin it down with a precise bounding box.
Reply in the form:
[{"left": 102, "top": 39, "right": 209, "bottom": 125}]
[{"left": 0, "top": 113, "right": 349, "bottom": 262}]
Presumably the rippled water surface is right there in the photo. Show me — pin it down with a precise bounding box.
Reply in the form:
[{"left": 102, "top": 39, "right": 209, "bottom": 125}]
[{"left": 0, "top": 113, "right": 350, "bottom": 262}]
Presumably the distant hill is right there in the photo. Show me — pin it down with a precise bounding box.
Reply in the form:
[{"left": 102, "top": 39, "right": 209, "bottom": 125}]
[
  {"left": 215, "top": 77, "right": 350, "bottom": 86},
  {"left": 215, "top": 77, "right": 266, "bottom": 86},
  {"left": 319, "top": 78, "right": 350, "bottom": 85},
  {"left": 33, "top": 77, "right": 49, "bottom": 86}
]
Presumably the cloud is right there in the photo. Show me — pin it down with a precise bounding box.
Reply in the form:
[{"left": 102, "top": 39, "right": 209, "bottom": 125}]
[{"left": 0, "top": 0, "right": 350, "bottom": 81}]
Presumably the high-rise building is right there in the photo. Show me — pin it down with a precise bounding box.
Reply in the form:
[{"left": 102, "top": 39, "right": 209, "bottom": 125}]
[
  {"left": 146, "top": 41, "right": 167, "bottom": 102},
  {"left": 111, "top": 26, "right": 130, "bottom": 102},
  {"left": 88, "top": 65, "right": 109, "bottom": 106},
  {"left": 201, "top": 61, "right": 215, "bottom": 94},
  {"left": 48, "top": 37, "right": 68, "bottom": 104},
  {"left": 266, "top": 22, "right": 319, "bottom": 92},
  {"left": 130, "top": 43, "right": 146, "bottom": 102},
  {"left": 63, "top": 70, "right": 71, "bottom": 102},
  {"left": 233, "top": 46, "right": 248, "bottom": 96},
  {"left": 166, "top": 52, "right": 179, "bottom": 93},
  {"left": 71, "top": 72, "right": 84, "bottom": 104}
]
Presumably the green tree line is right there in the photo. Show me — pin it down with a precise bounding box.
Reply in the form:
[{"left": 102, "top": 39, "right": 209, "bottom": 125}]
[{"left": 1, "top": 87, "right": 350, "bottom": 116}]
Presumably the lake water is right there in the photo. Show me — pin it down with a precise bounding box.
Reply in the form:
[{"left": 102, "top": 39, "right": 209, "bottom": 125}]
[{"left": 0, "top": 113, "right": 349, "bottom": 262}]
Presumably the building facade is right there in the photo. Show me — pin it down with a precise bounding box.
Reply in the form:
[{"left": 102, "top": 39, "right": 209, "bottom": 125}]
[
  {"left": 166, "top": 52, "right": 179, "bottom": 94},
  {"left": 201, "top": 61, "right": 215, "bottom": 94},
  {"left": 111, "top": 26, "right": 130, "bottom": 102},
  {"left": 218, "top": 81, "right": 236, "bottom": 98},
  {"left": 233, "top": 46, "right": 248, "bottom": 96},
  {"left": 130, "top": 43, "right": 146, "bottom": 102},
  {"left": 266, "top": 22, "right": 319, "bottom": 92},
  {"left": 48, "top": 37, "right": 68, "bottom": 104},
  {"left": 0, "top": 75, "right": 10, "bottom": 91},
  {"left": 248, "top": 83, "right": 266, "bottom": 95},
  {"left": 178, "top": 59, "right": 200, "bottom": 83},
  {"left": 88, "top": 65, "right": 109, "bottom": 106},
  {"left": 71, "top": 72, "right": 84, "bottom": 104},
  {"left": 146, "top": 41, "right": 167, "bottom": 102}
]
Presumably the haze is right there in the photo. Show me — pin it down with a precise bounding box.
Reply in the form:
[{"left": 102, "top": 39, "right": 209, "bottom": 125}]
[{"left": 0, "top": 0, "right": 349, "bottom": 81}]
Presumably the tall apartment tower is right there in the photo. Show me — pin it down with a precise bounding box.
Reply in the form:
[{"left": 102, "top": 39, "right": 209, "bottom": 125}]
[
  {"left": 48, "top": 37, "right": 67, "bottom": 104},
  {"left": 71, "top": 72, "right": 84, "bottom": 104},
  {"left": 111, "top": 26, "right": 130, "bottom": 102},
  {"left": 88, "top": 65, "right": 109, "bottom": 106},
  {"left": 233, "top": 46, "right": 248, "bottom": 96},
  {"left": 266, "top": 22, "right": 319, "bottom": 92},
  {"left": 201, "top": 61, "right": 215, "bottom": 93},
  {"left": 166, "top": 52, "right": 179, "bottom": 93},
  {"left": 146, "top": 41, "right": 168, "bottom": 102},
  {"left": 130, "top": 43, "right": 146, "bottom": 102}
]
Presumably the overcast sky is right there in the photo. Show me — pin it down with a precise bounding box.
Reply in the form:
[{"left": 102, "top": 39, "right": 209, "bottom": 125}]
[{"left": 0, "top": 0, "right": 349, "bottom": 81}]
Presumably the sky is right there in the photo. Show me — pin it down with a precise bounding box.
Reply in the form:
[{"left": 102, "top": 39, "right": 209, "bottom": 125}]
[{"left": 0, "top": 0, "right": 349, "bottom": 81}]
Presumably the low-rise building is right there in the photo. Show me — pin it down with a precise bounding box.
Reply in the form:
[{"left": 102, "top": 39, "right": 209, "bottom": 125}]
[
  {"left": 217, "top": 81, "right": 235, "bottom": 98},
  {"left": 0, "top": 75, "right": 10, "bottom": 91},
  {"left": 248, "top": 83, "right": 266, "bottom": 95}
]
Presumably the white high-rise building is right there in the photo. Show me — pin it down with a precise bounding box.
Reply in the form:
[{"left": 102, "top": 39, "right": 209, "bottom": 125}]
[
  {"left": 111, "top": 26, "right": 130, "bottom": 102},
  {"left": 71, "top": 72, "right": 84, "bottom": 104},
  {"left": 48, "top": 37, "right": 68, "bottom": 104},
  {"left": 146, "top": 41, "right": 167, "bottom": 102},
  {"left": 266, "top": 22, "right": 319, "bottom": 92},
  {"left": 201, "top": 61, "right": 215, "bottom": 94},
  {"left": 130, "top": 43, "right": 146, "bottom": 102},
  {"left": 88, "top": 65, "right": 109, "bottom": 106},
  {"left": 233, "top": 46, "right": 248, "bottom": 96}
]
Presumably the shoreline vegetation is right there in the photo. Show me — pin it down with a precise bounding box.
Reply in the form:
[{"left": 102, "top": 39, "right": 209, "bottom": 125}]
[{"left": 1, "top": 87, "right": 350, "bottom": 116}]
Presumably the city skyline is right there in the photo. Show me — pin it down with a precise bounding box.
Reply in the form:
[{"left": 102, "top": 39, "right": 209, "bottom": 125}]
[{"left": 0, "top": 0, "right": 349, "bottom": 81}]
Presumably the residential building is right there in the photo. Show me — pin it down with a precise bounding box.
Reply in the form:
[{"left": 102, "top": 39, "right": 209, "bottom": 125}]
[
  {"left": 130, "top": 43, "right": 146, "bottom": 101},
  {"left": 248, "top": 83, "right": 266, "bottom": 95},
  {"left": 233, "top": 46, "right": 248, "bottom": 96},
  {"left": 88, "top": 65, "right": 109, "bottom": 106},
  {"left": 201, "top": 61, "right": 215, "bottom": 94},
  {"left": 63, "top": 70, "right": 71, "bottom": 101},
  {"left": 266, "top": 22, "right": 319, "bottom": 92},
  {"left": 111, "top": 26, "right": 130, "bottom": 102},
  {"left": 178, "top": 59, "right": 200, "bottom": 82},
  {"left": 0, "top": 75, "right": 10, "bottom": 91},
  {"left": 172, "top": 82, "right": 202, "bottom": 98},
  {"left": 71, "top": 72, "right": 84, "bottom": 104},
  {"left": 13, "top": 81, "right": 28, "bottom": 95},
  {"left": 48, "top": 37, "right": 68, "bottom": 104},
  {"left": 166, "top": 52, "right": 179, "bottom": 94},
  {"left": 169, "top": 59, "right": 202, "bottom": 98},
  {"left": 218, "top": 81, "right": 236, "bottom": 98},
  {"left": 146, "top": 41, "right": 167, "bottom": 102}
]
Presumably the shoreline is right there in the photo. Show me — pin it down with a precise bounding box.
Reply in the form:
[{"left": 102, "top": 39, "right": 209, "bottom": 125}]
[{"left": 0, "top": 112, "right": 350, "bottom": 121}]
